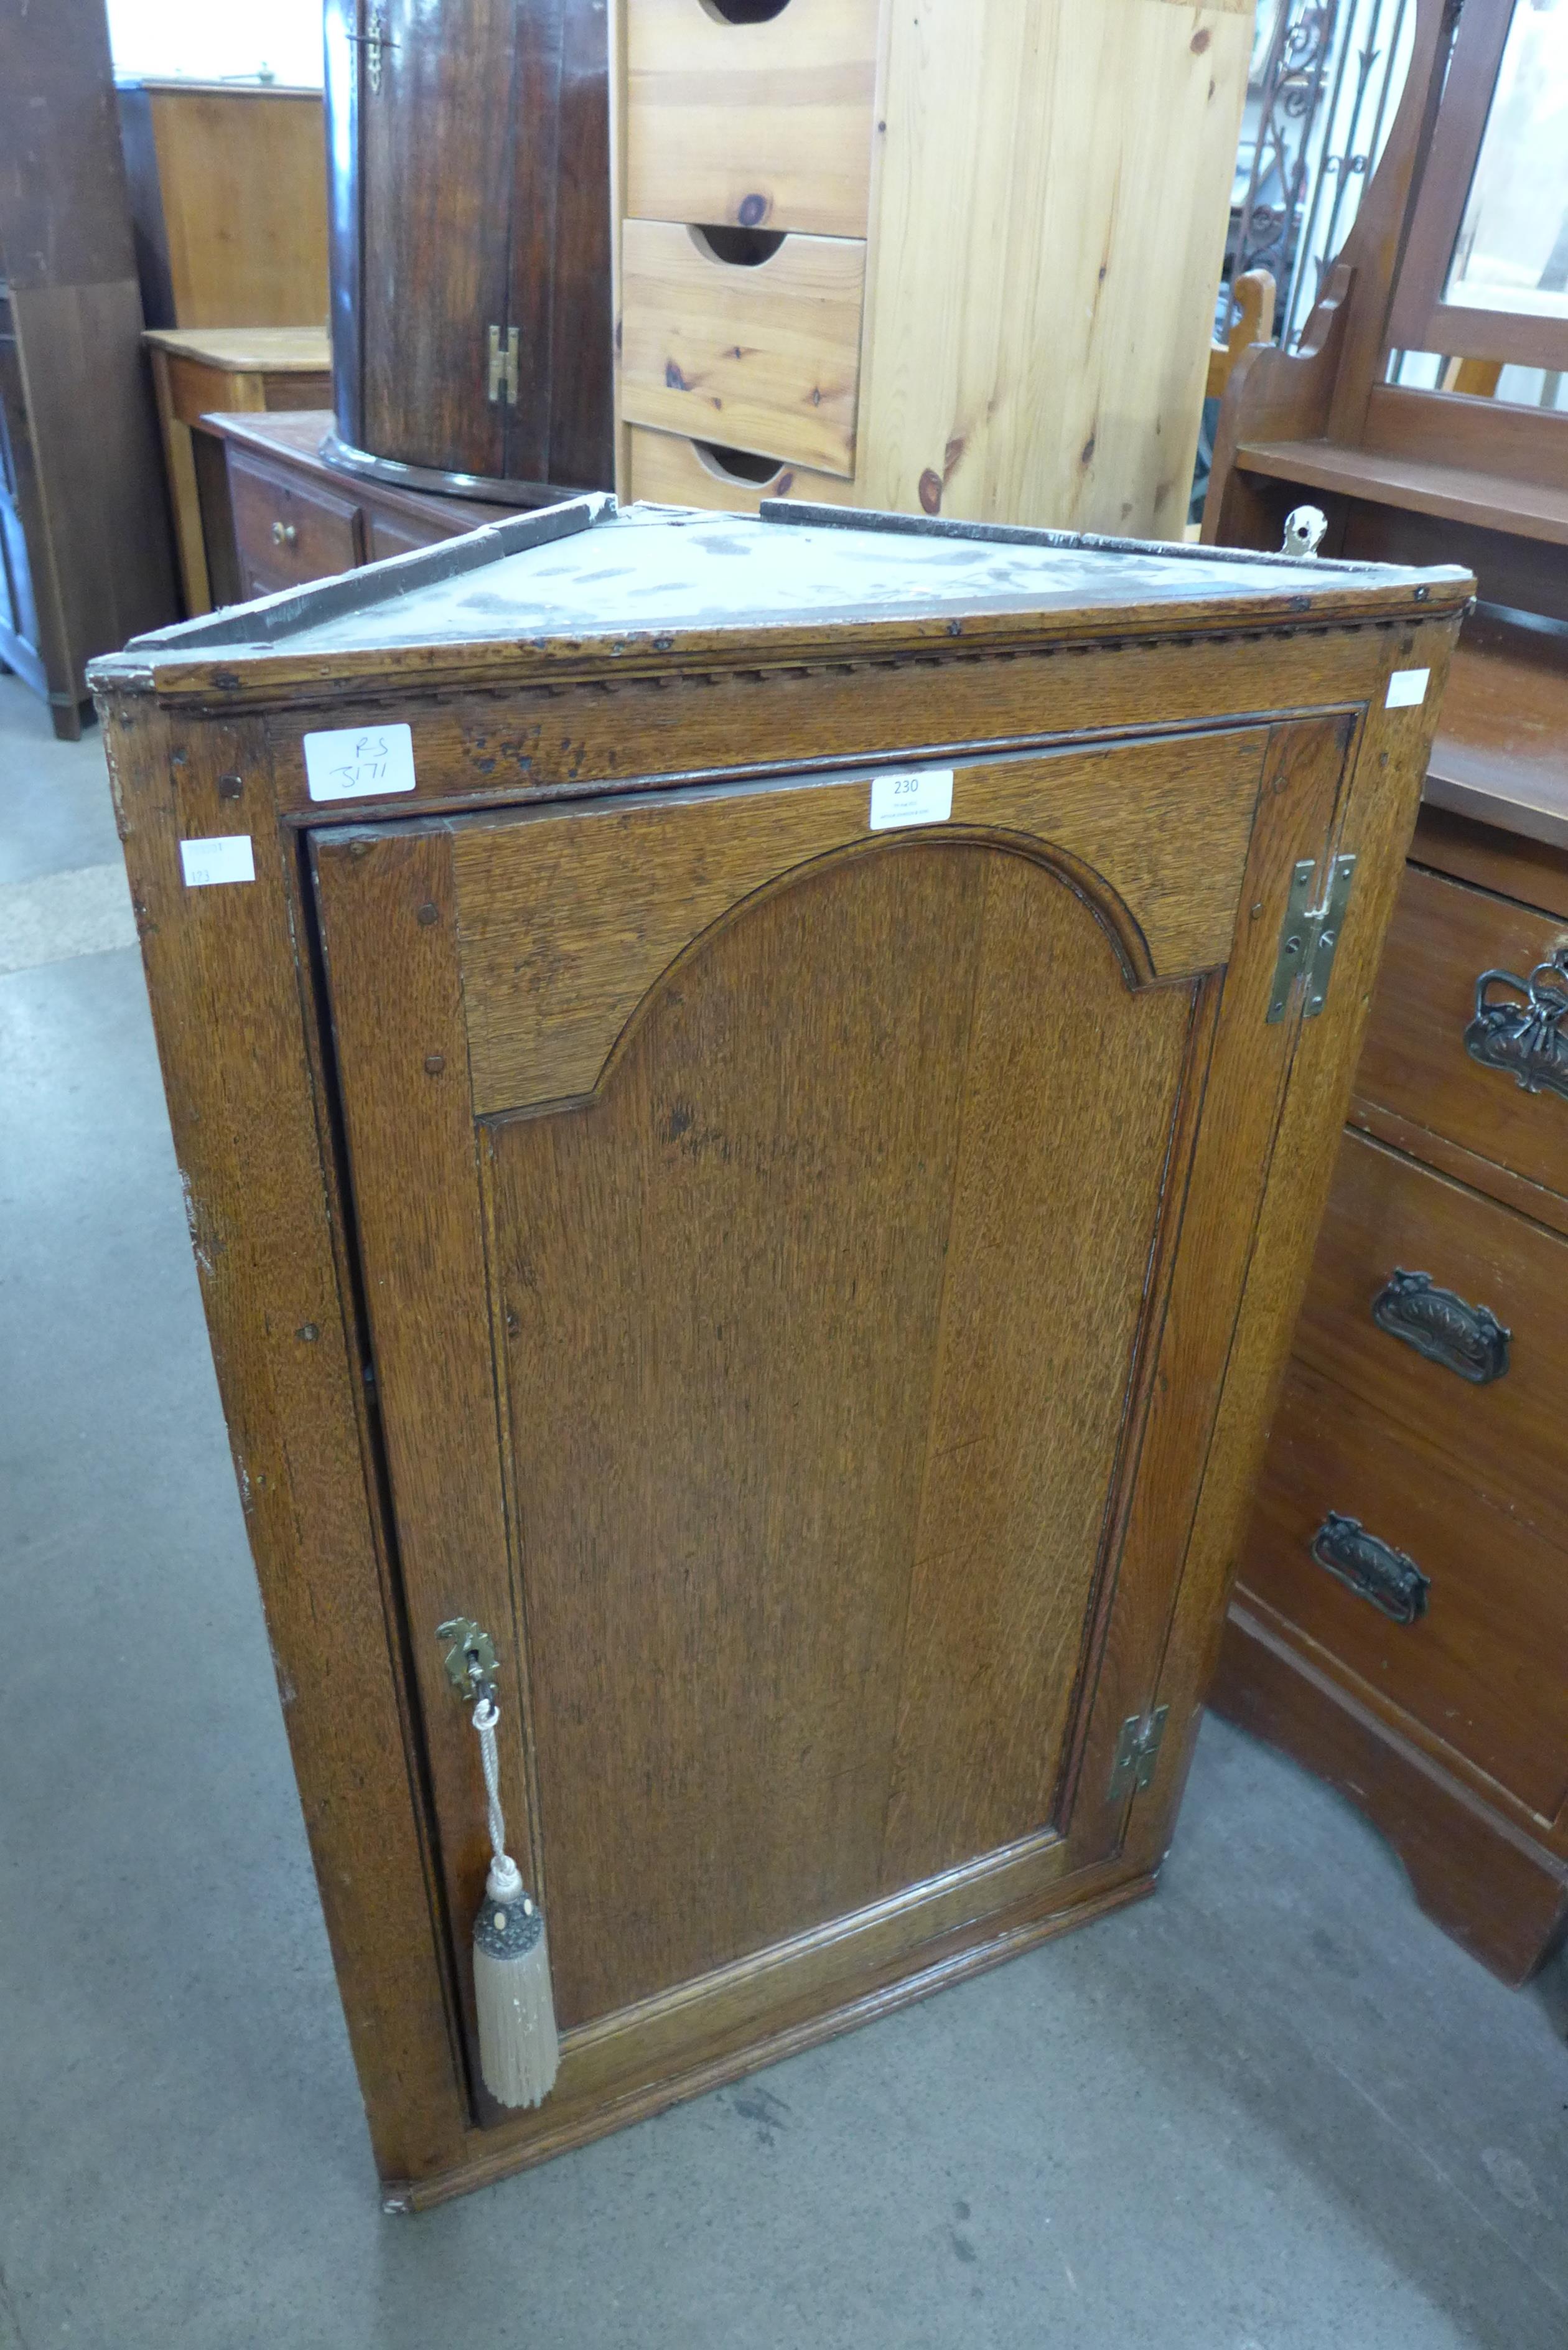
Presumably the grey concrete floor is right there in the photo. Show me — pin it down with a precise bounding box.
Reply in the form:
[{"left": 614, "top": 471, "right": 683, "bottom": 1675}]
[{"left": 2, "top": 670, "right": 1567, "bottom": 2350}]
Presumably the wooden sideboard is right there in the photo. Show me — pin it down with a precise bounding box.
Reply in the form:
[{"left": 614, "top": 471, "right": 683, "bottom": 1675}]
[
  {"left": 88, "top": 500, "right": 1465, "bottom": 2203},
  {"left": 610, "top": 0, "right": 1251, "bottom": 535},
  {"left": 191, "top": 413, "right": 515, "bottom": 609},
  {"left": 146, "top": 331, "right": 332, "bottom": 614},
  {"left": 1203, "top": 0, "right": 1568, "bottom": 1982}
]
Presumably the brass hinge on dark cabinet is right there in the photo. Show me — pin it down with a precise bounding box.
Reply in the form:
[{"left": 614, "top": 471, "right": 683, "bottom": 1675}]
[
  {"left": 1266, "top": 853, "right": 1358, "bottom": 1023},
  {"left": 488, "top": 325, "right": 520, "bottom": 408},
  {"left": 1108, "top": 1706, "right": 1169, "bottom": 1802}
]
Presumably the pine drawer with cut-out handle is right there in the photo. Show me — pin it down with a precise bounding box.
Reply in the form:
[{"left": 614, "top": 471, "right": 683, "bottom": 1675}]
[{"left": 624, "top": 0, "right": 880, "bottom": 239}]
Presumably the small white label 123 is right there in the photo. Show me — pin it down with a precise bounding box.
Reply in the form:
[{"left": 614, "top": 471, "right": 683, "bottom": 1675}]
[
  {"left": 1384, "top": 668, "right": 1430, "bottom": 709},
  {"left": 868, "top": 767, "right": 954, "bottom": 831},
  {"left": 303, "top": 721, "right": 418, "bottom": 802},
  {"left": 179, "top": 834, "right": 255, "bottom": 888}
]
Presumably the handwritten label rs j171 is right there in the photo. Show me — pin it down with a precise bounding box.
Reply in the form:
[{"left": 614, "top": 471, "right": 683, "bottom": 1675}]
[{"left": 303, "top": 722, "right": 418, "bottom": 802}]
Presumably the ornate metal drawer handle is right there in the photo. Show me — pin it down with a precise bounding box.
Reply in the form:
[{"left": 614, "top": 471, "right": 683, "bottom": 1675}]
[
  {"left": 1371, "top": 1267, "right": 1510, "bottom": 1383},
  {"left": 1310, "top": 1511, "right": 1430, "bottom": 1624},
  {"left": 1463, "top": 947, "right": 1568, "bottom": 1100}
]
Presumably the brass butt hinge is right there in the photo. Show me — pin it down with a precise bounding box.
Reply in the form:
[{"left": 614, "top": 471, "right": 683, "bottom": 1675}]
[
  {"left": 1108, "top": 1705, "right": 1169, "bottom": 1802},
  {"left": 1266, "top": 852, "right": 1358, "bottom": 1024},
  {"left": 487, "top": 325, "right": 520, "bottom": 407}
]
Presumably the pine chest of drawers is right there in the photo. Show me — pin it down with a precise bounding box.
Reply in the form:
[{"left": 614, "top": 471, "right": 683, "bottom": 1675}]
[
  {"left": 611, "top": 0, "right": 1253, "bottom": 536},
  {"left": 90, "top": 497, "right": 1466, "bottom": 2204}
]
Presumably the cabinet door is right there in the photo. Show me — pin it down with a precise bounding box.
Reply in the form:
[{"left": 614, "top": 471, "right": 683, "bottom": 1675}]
[
  {"left": 357, "top": 0, "right": 515, "bottom": 479},
  {"left": 311, "top": 718, "right": 1349, "bottom": 2141}
]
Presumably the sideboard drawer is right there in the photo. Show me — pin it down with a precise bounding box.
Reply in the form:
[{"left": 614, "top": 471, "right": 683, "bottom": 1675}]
[
  {"left": 625, "top": 0, "right": 879, "bottom": 238},
  {"left": 619, "top": 217, "right": 866, "bottom": 475},
  {"left": 1244, "top": 1359, "right": 1568, "bottom": 1822},
  {"left": 228, "top": 451, "right": 363, "bottom": 597},
  {"left": 1355, "top": 863, "right": 1568, "bottom": 1200},
  {"left": 626, "top": 422, "right": 859, "bottom": 512},
  {"left": 1294, "top": 1128, "right": 1568, "bottom": 1545}
]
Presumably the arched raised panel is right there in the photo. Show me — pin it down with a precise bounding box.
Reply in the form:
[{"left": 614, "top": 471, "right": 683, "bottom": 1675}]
[
  {"left": 485, "top": 833, "right": 1203, "bottom": 2021},
  {"left": 451, "top": 728, "right": 1266, "bottom": 1115}
]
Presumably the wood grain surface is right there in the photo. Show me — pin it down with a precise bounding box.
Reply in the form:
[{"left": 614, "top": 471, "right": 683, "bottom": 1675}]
[
  {"left": 1233, "top": 437, "right": 1568, "bottom": 549},
  {"left": 103, "top": 694, "right": 465, "bottom": 2186},
  {"left": 1293, "top": 1128, "right": 1568, "bottom": 1547},
  {"left": 854, "top": 0, "right": 1251, "bottom": 534},
  {"left": 1355, "top": 865, "right": 1568, "bottom": 1202},
  {"left": 625, "top": 0, "right": 879, "bottom": 236},
  {"left": 311, "top": 824, "right": 548, "bottom": 2120},
  {"left": 1215, "top": 1605, "right": 1568, "bottom": 1986},
  {"left": 451, "top": 729, "right": 1266, "bottom": 1112},
  {"left": 620, "top": 218, "right": 866, "bottom": 473},
  {"left": 478, "top": 831, "right": 1202, "bottom": 2020},
  {"left": 358, "top": 0, "right": 513, "bottom": 478},
  {"left": 1077, "top": 711, "right": 1367, "bottom": 1864},
  {"left": 1425, "top": 611, "right": 1568, "bottom": 852},
  {"left": 1244, "top": 1358, "right": 1568, "bottom": 1822},
  {"left": 625, "top": 421, "right": 859, "bottom": 510},
  {"left": 879, "top": 849, "right": 1193, "bottom": 1883},
  {"left": 228, "top": 450, "right": 364, "bottom": 600},
  {"left": 119, "top": 83, "right": 329, "bottom": 329},
  {"left": 1412, "top": 806, "right": 1568, "bottom": 929}
]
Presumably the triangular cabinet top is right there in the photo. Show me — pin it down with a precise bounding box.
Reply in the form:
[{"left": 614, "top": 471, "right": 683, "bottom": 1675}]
[{"left": 91, "top": 497, "right": 1471, "bottom": 709}]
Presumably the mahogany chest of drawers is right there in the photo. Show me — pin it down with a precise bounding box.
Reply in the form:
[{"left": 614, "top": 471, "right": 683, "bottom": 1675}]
[
  {"left": 90, "top": 497, "right": 1465, "bottom": 2204},
  {"left": 192, "top": 411, "right": 518, "bottom": 611},
  {"left": 1214, "top": 803, "right": 1568, "bottom": 1983}
]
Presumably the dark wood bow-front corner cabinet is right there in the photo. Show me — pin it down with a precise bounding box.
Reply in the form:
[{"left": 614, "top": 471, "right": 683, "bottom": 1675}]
[
  {"left": 90, "top": 500, "right": 1466, "bottom": 2207},
  {"left": 322, "top": 0, "right": 613, "bottom": 503}
]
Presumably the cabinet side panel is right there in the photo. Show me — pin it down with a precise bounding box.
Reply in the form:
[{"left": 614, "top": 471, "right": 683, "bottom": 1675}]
[
  {"left": 101, "top": 695, "right": 467, "bottom": 2188},
  {"left": 857, "top": 0, "right": 1251, "bottom": 533}
]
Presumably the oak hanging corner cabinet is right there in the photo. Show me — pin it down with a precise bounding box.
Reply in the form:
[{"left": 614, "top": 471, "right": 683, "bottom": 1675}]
[{"left": 88, "top": 497, "right": 1469, "bottom": 2207}]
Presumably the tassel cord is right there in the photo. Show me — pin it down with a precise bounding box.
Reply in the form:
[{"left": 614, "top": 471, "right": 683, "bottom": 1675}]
[{"left": 471, "top": 1695, "right": 524, "bottom": 1903}]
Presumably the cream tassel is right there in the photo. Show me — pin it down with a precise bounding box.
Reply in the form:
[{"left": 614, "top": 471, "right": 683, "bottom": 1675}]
[{"left": 469, "top": 1693, "right": 559, "bottom": 2109}]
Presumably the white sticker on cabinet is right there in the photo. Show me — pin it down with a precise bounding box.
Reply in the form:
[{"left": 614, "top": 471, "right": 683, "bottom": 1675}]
[
  {"left": 868, "top": 768, "right": 955, "bottom": 831},
  {"left": 303, "top": 721, "right": 418, "bottom": 802},
  {"left": 1384, "top": 668, "right": 1430, "bottom": 708},
  {"left": 179, "top": 835, "right": 256, "bottom": 888}
]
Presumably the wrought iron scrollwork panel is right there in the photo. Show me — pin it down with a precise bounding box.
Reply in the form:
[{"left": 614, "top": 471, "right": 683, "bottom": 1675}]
[
  {"left": 1371, "top": 1267, "right": 1510, "bottom": 1383},
  {"left": 1230, "top": 0, "right": 1412, "bottom": 349},
  {"left": 1463, "top": 950, "right": 1568, "bottom": 1102},
  {"left": 1310, "top": 1510, "right": 1430, "bottom": 1624}
]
